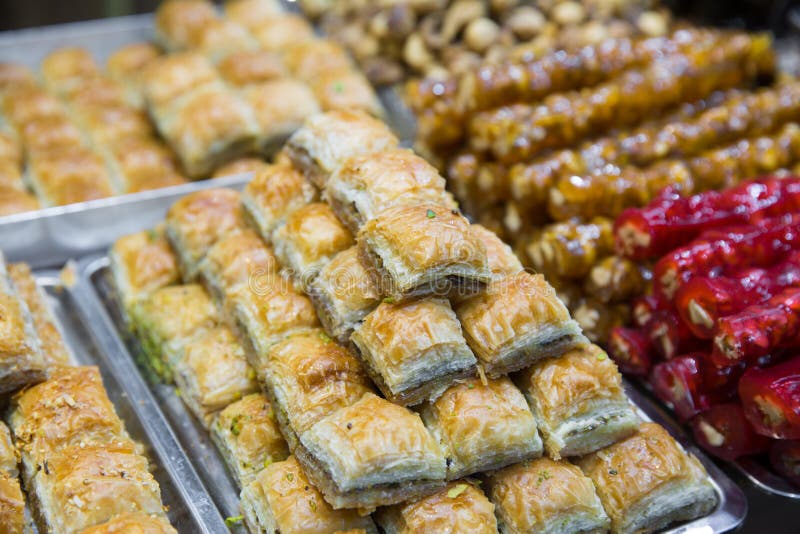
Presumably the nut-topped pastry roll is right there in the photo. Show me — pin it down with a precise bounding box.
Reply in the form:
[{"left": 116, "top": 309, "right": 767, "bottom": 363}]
[
  {"left": 109, "top": 226, "right": 180, "bottom": 320},
  {"left": 27, "top": 148, "right": 115, "bottom": 206},
  {"left": 0, "top": 253, "right": 46, "bottom": 394},
  {"left": 485, "top": 457, "right": 610, "bottom": 534},
  {"left": 357, "top": 203, "right": 491, "bottom": 301},
  {"left": 106, "top": 42, "right": 163, "bottom": 109},
  {"left": 455, "top": 272, "right": 588, "bottom": 377},
  {"left": 308, "top": 247, "right": 380, "bottom": 343},
  {"left": 375, "top": 481, "right": 498, "bottom": 534},
  {"left": 576, "top": 423, "right": 718, "bottom": 534},
  {"left": 141, "top": 52, "right": 218, "bottom": 111},
  {"left": 40, "top": 47, "right": 99, "bottom": 96},
  {"left": 240, "top": 456, "right": 378, "bottom": 534},
  {"left": 165, "top": 188, "right": 247, "bottom": 281},
  {"left": 272, "top": 202, "right": 354, "bottom": 287},
  {"left": 351, "top": 298, "right": 476, "bottom": 406},
  {"left": 7, "top": 263, "right": 71, "bottom": 367},
  {"left": 258, "top": 329, "right": 372, "bottom": 449},
  {"left": 154, "top": 0, "right": 217, "bottom": 52},
  {"left": 285, "top": 110, "right": 399, "bottom": 189},
  {"left": 80, "top": 513, "right": 177, "bottom": 534},
  {"left": 323, "top": 148, "right": 451, "bottom": 233},
  {"left": 198, "top": 228, "right": 279, "bottom": 305},
  {"left": 296, "top": 392, "right": 446, "bottom": 509},
  {"left": 227, "top": 275, "right": 319, "bottom": 363},
  {"left": 421, "top": 377, "right": 542, "bottom": 480},
  {"left": 0, "top": 470, "right": 24, "bottom": 534},
  {"left": 188, "top": 18, "right": 257, "bottom": 63},
  {"left": 241, "top": 164, "right": 317, "bottom": 240},
  {"left": 217, "top": 50, "right": 286, "bottom": 88},
  {"left": 210, "top": 393, "right": 288, "bottom": 488},
  {"left": 130, "top": 285, "right": 219, "bottom": 381},
  {"left": 157, "top": 84, "right": 259, "bottom": 178},
  {"left": 242, "top": 79, "right": 321, "bottom": 154},
  {"left": 310, "top": 69, "right": 383, "bottom": 117},
  {"left": 250, "top": 14, "right": 316, "bottom": 52},
  {"left": 173, "top": 325, "right": 258, "bottom": 427},
  {"left": 517, "top": 345, "right": 639, "bottom": 459},
  {"left": 8, "top": 367, "right": 130, "bottom": 482}
]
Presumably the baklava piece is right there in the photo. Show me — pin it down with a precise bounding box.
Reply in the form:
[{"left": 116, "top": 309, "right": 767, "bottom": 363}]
[
  {"left": 211, "top": 157, "right": 270, "bottom": 178},
  {"left": 80, "top": 513, "right": 177, "bottom": 534},
  {"left": 223, "top": 0, "right": 284, "bottom": 32},
  {"left": 455, "top": 272, "right": 588, "bottom": 377},
  {"left": 141, "top": 52, "right": 218, "bottom": 110},
  {"left": 241, "top": 164, "right": 317, "bottom": 241},
  {"left": 311, "top": 68, "right": 383, "bottom": 117},
  {"left": 217, "top": 50, "right": 286, "bottom": 88},
  {"left": 106, "top": 42, "right": 163, "bottom": 108},
  {"left": 576, "top": 423, "right": 718, "bottom": 534},
  {"left": 250, "top": 14, "right": 316, "bottom": 52},
  {"left": 40, "top": 47, "right": 99, "bottom": 95},
  {"left": 154, "top": 0, "right": 217, "bottom": 52}
]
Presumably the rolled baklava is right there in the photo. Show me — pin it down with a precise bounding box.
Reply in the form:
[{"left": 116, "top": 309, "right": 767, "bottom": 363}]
[
  {"left": 259, "top": 329, "right": 372, "bottom": 448},
  {"left": 421, "top": 377, "right": 542, "bottom": 480},
  {"left": 296, "top": 392, "right": 447, "bottom": 509},
  {"left": 165, "top": 188, "right": 246, "bottom": 280},
  {"left": 210, "top": 393, "right": 289, "bottom": 488},
  {"left": 375, "top": 481, "right": 498, "bottom": 534},
  {"left": 7, "top": 262, "right": 71, "bottom": 367},
  {"left": 310, "top": 68, "right": 383, "bottom": 117},
  {"left": 455, "top": 272, "right": 588, "bottom": 377},
  {"left": 282, "top": 40, "right": 354, "bottom": 83},
  {"left": 241, "top": 163, "right": 317, "bottom": 241},
  {"left": 470, "top": 224, "right": 524, "bottom": 280},
  {"left": 485, "top": 457, "right": 610, "bottom": 534},
  {"left": 40, "top": 47, "right": 99, "bottom": 96},
  {"left": 188, "top": 18, "right": 257, "bottom": 63},
  {"left": 0, "top": 422, "right": 17, "bottom": 476},
  {"left": 576, "top": 422, "right": 718, "bottom": 534},
  {"left": 106, "top": 42, "right": 163, "bottom": 109},
  {"left": 240, "top": 456, "right": 378, "bottom": 534},
  {"left": 272, "top": 202, "right": 353, "bottom": 287},
  {"left": 109, "top": 226, "right": 181, "bottom": 319},
  {"left": 105, "top": 136, "right": 187, "bottom": 194},
  {"left": 2, "top": 87, "right": 62, "bottom": 131},
  {"left": 223, "top": 0, "right": 284, "bottom": 32},
  {"left": 27, "top": 148, "right": 115, "bottom": 206},
  {"left": 0, "top": 254, "right": 46, "bottom": 394},
  {"left": 211, "top": 157, "right": 270, "bottom": 178},
  {"left": 154, "top": 0, "right": 217, "bottom": 52},
  {"left": 130, "top": 284, "right": 219, "bottom": 381},
  {"left": 284, "top": 110, "right": 399, "bottom": 188},
  {"left": 141, "top": 52, "right": 219, "bottom": 111},
  {"left": 173, "top": 325, "right": 258, "bottom": 427},
  {"left": 517, "top": 345, "right": 639, "bottom": 459},
  {"left": 217, "top": 50, "right": 286, "bottom": 88},
  {"left": 250, "top": 14, "right": 316, "bottom": 52},
  {"left": 308, "top": 246, "right": 380, "bottom": 343},
  {"left": 323, "top": 148, "right": 451, "bottom": 233},
  {"left": 351, "top": 298, "right": 476, "bottom": 406},
  {"left": 79, "top": 513, "right": 177, "bottom": 534},
  {"left": 357, "top": 203, "right": 491, "bottom": 300},
  {"left": 0, "top": 189, "right": 39, "bottom": 217}
]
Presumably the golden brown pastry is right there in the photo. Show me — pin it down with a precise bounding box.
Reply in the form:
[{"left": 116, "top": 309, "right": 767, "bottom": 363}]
[
  {"left": 310, "top": 68, "right": 383, "bottom": 117},
  {"left": 198, "top": 228, "right": 279, "bottom": 304},
  {"left": 21, "top": 115, "right": 84, "bottom": 157},
  {"left": 141, "top": 52, "right": 218, "bottom": 109},
  {"left": 283, "top": 40, "right": 354, "bottom": 83},
  {"left": 223, "top": 0, "right": 284, "bottom": 32},
  {"left": 351, "top": 298, "right": 476, "bottom": 406},
  {"left": 154, "top": 0, "right": 217, "bottom": 52},
  {"left": 485, "top": 458, "right": 610, "bottom": 534},
  {"left": 470, "top": 224, "right": 523, "bottom": 280},
  {"left": 0, "top": 62, "right": 37, "bottom": 93},
  {"left": 357, "top": 203, "right": 491, "bottom": 300},
  {"left": 7, "top": 262, "right": 71, "bottom": 367},
  {"left": 72, "top": 105, "right": 152, "bottom": 148},
  {"left": 159, "top": 84, "right": 259, "bottom": 178},
  {"left": 240, "top": 456, "right": 378, "bottom": 534},
  {"left": 0, "top": 129, "right": 21, "bottom": 167},
  {"left": 0, "top": 421, "right": 17, "bottom": 476},
  {"left": 517, "top": 345, "right": 639, "bottom": 459},
  {"left": 8, "top": 366, "right": 129, "bottom": 482},
  {"left": 296, "top": 392, "right": 446, "bottom": 510},
  {"left": 241, "top": 163, "right": 317, "bottom": 240},
  {"left": 105, "top": 136, "right": 186, "bottom": 194},
  {"left": 0, "top": 188, "right": 39, "bottom": 217},
  {"left": 576, "top": 423, "right": 718, "bottom": 534},
  {"left": 455, "top": 272, "right": 588, "bottom": 377},
  {"left": 284, "top": 109, "right": 399, "bottom": 188},
  {"left": 421, "top": 377, "right": 542, "bottom": 480},
  {"left": 109, "top": 227, "right": 180, "bottom": 318},
  {"left": 0, "top": 471, "right": 25, "bottom": 534},
  {"left": 1, "top": 87, "right": 62, "bottom": 130},
  {"left": 0, "top": 162, "right": 23, "bottom": 191},
  {"left": 106, "top": 42, "right": 163, "bottom": 108},
  {"left": 79, "top": 513, "right": 177, "bottom": 534},
  {"left": 64, "top": 76, "right": 127, "bottom": 110},
  {"left": 375, "top": 481, "right": 498, "bottom": 534},
  {"left": 259, "top": 329, "right": 372, "bottom": 445},
  {"left": 188, "top": 18, "right": 256, "bottom": 62},
  {"left": 210, "top": 393, "right": 289, "bottom": 488},
  {"left": 211, "top": 157, "right": 270, "bottom": 178},
  {"left": 323, "top": 148, "right": 451, "bottom": 233},
  {"left": 272, "top": 202, "right": 354, "bottom": 286},
  {"left": 130, "top": 284, "right": 219, "bottom": 381},
  {"left": 242, "top": 79, "right": 321, "bottom": 153},
  {"left": 173, "top": 325, "right": 258, "bottom": 426},
  {"left": 0, "top": 255, "right": 46, "bottom": 395},
  {"left": 40, "top": 47, "right": 99, "bottom": 95},
  {"left": 28, "top": 148, "right": 115, "bottom": 206},
  {"left": 165, "top": 188, "right": 247, "bottom": 280},
  {"left": 217, "top": 50, "right": 287, "bottom": 87},
  {"left": 308, "top": 246, "right": 380, "bottom": 343},
  {"left": 250, "top": 14, "right": 316, "bottom": 52},
  {"left": 227, "top": 275, "right": 319, "bottom": 362}
]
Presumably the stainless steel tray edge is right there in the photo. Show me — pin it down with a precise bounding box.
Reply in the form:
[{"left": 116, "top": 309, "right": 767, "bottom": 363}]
[
  {"left": 70, "top": 255, "right": 229, "bottom": 534},
  {"left": 625, "top": 383, "right": 748, "bottom": 534}
]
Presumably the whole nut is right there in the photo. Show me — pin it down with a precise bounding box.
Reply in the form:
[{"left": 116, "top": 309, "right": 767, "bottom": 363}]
[
  {"left": 464, "top": 17, "right": 500, "bottom": 53},
  {"left": 403, "top": 33, "right": 435, "bottom": 70},
  {"left": 507, "top": 6, "right": 546, "bottom": 40},
  {"left": 552, "top": 1, "right": 586, "bottom": 26},
  {"left": 369, "top": 12, "right": 389, "bottom": 38},
  {"left": 637, "top": 10, "right": 669, "bottom": 37},
  {"left": 442, "top": 0, "right": 486, "bottom": 42}
]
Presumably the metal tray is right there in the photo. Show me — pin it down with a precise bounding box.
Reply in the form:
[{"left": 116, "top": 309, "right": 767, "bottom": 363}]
[
  {"left": 0, "top": 172, "right": 252, "bottom": 268},
  {"left": 75, "top": 253, "right": 747, "bottom": 534},
  {"left": 30, "top": 267, "right": 227, "bottom": 533}
]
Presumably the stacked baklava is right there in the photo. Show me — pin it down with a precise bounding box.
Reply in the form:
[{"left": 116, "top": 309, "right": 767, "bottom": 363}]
[
  {"left": 405, "top": 26, "right": 797, "bottom": 342},
  {"left": 0, "top": 251, "right": 175, "bottom": 532},
  {"left": 114, "top": 109, "right": 719, "bottom": 533}
]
